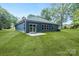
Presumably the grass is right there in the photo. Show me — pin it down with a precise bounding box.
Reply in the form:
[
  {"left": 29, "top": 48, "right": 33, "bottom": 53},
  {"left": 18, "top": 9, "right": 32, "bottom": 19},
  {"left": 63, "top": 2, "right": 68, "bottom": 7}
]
[{"left": 0, "top": 29, "right": 79, "bottom": 56}]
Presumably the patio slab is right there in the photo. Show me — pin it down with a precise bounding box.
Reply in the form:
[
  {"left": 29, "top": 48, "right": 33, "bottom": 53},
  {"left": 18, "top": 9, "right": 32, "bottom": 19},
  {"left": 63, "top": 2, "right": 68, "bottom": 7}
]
[{"left": 27, "top": 32, "right": 46, "bottom": 36}]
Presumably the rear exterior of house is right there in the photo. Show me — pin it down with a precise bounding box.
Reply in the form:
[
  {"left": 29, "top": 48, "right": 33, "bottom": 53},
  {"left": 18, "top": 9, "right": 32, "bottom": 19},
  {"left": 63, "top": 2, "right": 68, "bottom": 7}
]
[{"left": 15, "top": 16, "right": 59, "bottom": 33}]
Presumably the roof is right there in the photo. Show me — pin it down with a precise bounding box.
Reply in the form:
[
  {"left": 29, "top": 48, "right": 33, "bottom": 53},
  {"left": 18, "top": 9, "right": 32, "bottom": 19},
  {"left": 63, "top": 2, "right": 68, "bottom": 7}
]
[
  {"left": 16, "top": 16, "right": 58, "bottom": 26},
  {"left": 26, "top": 16, "right": 53, "bottom": 24}
]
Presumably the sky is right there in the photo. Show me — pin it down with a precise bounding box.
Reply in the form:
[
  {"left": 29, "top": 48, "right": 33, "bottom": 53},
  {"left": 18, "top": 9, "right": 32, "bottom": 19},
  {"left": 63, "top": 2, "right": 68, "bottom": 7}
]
[
  {"left": 0, "top": 3, "right": 72, "bottom": 24},
  {"left": 0, "top": 3, "right": 51, "bottom": 18}
]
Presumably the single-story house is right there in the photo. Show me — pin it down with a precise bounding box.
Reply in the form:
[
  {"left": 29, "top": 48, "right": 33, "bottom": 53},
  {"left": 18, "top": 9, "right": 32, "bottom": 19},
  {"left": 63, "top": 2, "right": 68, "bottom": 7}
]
[{"left": 15, "top": 16, "right": 60, "bottom": 33}]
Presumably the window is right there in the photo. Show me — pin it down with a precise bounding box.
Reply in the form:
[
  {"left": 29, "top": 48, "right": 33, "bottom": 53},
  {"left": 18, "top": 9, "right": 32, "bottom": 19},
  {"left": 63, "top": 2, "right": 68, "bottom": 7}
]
[
  {"left": 42, "top": 24, "right": 44, "bottom": 30},
  {"left": 46, "top": 25, "right": 48, "bottom": 30},
  {"left": 42, "top": 24, "right": 48, "bottom": 31},
  {"left": 45, "top": 25, "right": 46, "bottom": 30}
]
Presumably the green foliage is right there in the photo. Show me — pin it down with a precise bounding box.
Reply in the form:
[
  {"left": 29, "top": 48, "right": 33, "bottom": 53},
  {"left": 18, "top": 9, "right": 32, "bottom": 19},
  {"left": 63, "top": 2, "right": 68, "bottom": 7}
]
[
  {"left": 55, "top": 4, "right": 74, "bottom": 28},
  {"left": 71, "top": 3, "right": 79, "bottom": 12},
  {"left": 27, "top": 14, "right": 36, "bottom": 18},
  {"left": 27, "top": 4, "right": 79, "bottom": 29},
  {"left": 73, "top": 9, "right": 79, "bottom": 25},
  {"left": 71, "top": 4, "right": 79, "bottom": 26},
  {"left": 41, "top": 4, "right": 72, "bottom": 28},
  {"left": 0, "top": 6, "right": 17, "bottom": 30},
  {"left": 41, "top": 8, "right": 51, "bottom": 21},
  {"left": 27, "top": 14, "right": 45, "bottom": 20},
  {"left": 41, "top": 3, "right": 79, "bottom": 29}
]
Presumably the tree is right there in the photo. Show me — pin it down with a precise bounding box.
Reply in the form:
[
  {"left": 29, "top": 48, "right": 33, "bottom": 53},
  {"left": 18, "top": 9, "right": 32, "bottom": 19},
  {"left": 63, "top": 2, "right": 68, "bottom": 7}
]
[
  {"left": 53, "top": 3, "right": 73, "bottom": 28},
  {"left": 27, "top": 14, "right": 45, "bottom": 20},
  {"left": 0, "top": 6, "right": 17, "bottom": 30},
  {"left": 41, "top": 8, "right": 51, "bottom": 21},
  {"left": 27, "top": 14, "right": 36, "bottom": 18},
  {"left": 73, "top": 9, "right": 79, "bottom": 25},
  {"left": 41, "top": 4, "right": 72, "bottom": 29},
  {"left": 71, "top": 3, "right": 79, "bottom": 26}
]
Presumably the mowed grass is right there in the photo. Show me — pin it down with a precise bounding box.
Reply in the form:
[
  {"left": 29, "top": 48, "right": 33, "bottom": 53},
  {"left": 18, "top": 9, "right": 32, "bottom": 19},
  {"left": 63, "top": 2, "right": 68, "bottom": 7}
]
[{"left": 0, "top": 29, "right": 79, "bottom": 56}]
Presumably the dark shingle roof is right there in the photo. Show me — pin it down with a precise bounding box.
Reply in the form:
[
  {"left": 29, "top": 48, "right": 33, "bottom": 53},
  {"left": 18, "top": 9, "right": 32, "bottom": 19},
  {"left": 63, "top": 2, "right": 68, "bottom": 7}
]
[
  {"left": 27, "top": 16, "right": 53, "bottom": 24},
  {"left": 16, "top": 16, "right": 58, "bottom": 26}
]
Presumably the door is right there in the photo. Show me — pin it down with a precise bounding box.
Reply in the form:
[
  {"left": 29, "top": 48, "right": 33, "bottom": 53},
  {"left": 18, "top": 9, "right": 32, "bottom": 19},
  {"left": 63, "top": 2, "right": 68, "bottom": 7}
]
[{"left": 29, "top": 24, "right": 37, "bottom": 33}]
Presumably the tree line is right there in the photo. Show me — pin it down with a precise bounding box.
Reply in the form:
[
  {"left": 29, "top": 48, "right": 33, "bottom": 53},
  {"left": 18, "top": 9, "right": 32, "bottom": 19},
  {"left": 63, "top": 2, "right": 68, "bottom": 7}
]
[
  {"left": 0, "top": 6, "right": 17, "bottom": 30},
  {"left": 28, "top": 3, "right": 79, "bottom": 29},
  {"left": 0, "top": 4, "right": 79, "bottom": 30}
]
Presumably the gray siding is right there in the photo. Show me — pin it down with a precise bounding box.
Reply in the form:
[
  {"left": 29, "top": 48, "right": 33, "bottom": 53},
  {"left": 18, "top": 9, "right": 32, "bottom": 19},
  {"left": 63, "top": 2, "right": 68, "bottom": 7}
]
[
  {"left": 26, "top": 20, "right": 59, "bottom": 33},
  {"left": 15, "top": 20, "right": 59, "bottom": 33},
  {"left": 15, "top": 22, "right": 25, "bottom": 32}
]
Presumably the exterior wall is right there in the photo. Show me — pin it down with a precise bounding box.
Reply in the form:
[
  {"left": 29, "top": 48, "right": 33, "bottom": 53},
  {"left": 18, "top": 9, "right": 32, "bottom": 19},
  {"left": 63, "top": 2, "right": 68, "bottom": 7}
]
[
  {"left": 15, "top": 22, "right": 25, "bottom": 32},
  {"left": 15, "top": 20, "right": 59, "bottom": 33},
  {"left": 26, "top": 20, "right": 59, "bottom": 33}
]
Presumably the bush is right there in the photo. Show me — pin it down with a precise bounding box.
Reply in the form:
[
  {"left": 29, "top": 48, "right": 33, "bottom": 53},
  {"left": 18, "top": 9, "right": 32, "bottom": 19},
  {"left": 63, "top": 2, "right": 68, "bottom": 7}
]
[{"left": 70, "top": 24, "right": 79, "bottom": 29}]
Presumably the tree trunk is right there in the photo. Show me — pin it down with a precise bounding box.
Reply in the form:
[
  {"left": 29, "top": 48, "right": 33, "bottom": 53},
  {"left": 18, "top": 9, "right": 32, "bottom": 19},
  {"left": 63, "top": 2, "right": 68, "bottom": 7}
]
[
  {"left": 60, "top": 13, "right": 63, "bottom": 29},
  {"left": 60, "top": 4, "right": 64, "bottom": 29}
]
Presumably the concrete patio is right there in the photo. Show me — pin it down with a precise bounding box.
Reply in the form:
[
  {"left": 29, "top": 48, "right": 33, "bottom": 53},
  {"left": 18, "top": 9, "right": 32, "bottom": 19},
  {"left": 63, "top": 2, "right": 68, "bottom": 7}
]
[{"left": 27, "top": 32, "right": 46, "bottom": 36}]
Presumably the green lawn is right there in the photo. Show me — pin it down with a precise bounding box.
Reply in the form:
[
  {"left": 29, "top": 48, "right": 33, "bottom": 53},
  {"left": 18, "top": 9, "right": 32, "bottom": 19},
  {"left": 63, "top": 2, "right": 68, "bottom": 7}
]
[{"left": 0, "top": 29, "right": 79, "bottom": 56}]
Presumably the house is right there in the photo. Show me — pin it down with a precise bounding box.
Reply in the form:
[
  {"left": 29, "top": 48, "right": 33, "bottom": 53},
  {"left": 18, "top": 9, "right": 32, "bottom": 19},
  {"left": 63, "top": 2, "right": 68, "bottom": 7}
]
[{"left": 15, "top": 16, "right": 60, "bottom": 33}]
